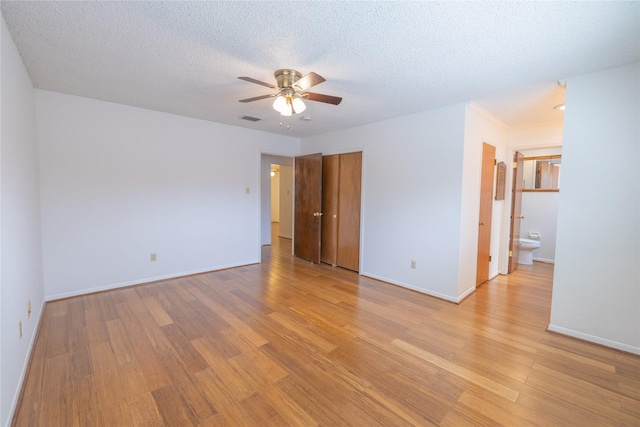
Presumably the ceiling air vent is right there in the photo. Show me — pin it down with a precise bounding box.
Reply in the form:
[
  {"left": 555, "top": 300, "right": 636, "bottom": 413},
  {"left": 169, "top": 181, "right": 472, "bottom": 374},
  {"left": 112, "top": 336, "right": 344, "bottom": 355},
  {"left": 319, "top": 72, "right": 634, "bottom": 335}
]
[{"left": 241, "top": 115, "right": 261, "bottom": 122}]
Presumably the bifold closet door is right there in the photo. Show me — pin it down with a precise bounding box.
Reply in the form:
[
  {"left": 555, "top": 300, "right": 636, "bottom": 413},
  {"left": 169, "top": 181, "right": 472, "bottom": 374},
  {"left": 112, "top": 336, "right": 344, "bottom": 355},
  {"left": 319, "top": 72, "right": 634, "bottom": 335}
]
[
  {"left": 321, "top": 155, "right": 339, "bottom": 265},
  {"left": 336, "top": 152, "right": 362, "bottom": 271},
  {"left": 294, "top": 153, "right": 323, "bottom": 263}
]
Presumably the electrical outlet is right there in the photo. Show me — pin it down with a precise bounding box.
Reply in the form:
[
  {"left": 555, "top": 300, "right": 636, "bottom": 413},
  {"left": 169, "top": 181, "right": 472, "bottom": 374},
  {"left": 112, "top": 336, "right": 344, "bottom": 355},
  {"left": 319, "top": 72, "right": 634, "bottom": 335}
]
[
  {"left": 19, "top": 321, "right": 22, "bottom": 338},
  {"left": 27, "top": 300, "right": 32, "bottom": 318},
  {"left": 150, "top": 253, "right": 157, "bottom": 262},
  {"left": 411, "top": 260, "right": 416, "bottom": 269}
]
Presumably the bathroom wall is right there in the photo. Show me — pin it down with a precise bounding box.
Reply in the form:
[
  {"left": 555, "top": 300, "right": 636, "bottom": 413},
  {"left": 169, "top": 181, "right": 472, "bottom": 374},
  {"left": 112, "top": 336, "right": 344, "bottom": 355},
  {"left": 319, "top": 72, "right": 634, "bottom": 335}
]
[
  {"left": 521, "top": 191, "right": 558, "bottom": 262},
  {"left": 520, "top": 147, "right": 562, "bottom": 263}
]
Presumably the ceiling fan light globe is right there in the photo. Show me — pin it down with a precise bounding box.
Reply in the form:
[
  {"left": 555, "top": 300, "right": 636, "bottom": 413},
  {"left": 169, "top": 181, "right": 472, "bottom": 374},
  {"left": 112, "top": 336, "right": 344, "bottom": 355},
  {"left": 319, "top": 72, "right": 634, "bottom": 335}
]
[
  {"left": 273, "top": 95, "right": 287, "bottom": 113},
  {"left": 281, "top": 101, "right": 293, "bottom": 116},
  {"left": 292, "top": 97, "right": 306, "bottom": 114}
]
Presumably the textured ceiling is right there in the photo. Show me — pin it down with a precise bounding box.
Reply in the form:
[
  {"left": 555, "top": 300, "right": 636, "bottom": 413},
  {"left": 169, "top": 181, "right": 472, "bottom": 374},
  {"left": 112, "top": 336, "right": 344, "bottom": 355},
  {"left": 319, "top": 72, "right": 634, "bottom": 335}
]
[{"left": 2, "top": 1, "right": 638, "bottom": 138}]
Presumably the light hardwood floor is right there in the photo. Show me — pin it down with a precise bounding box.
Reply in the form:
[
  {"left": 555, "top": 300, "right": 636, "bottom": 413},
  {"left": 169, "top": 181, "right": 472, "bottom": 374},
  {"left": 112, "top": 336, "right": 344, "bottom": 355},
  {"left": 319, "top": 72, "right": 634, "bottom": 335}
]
[{"left": 13, "top": 227, "right": 640, "bottom": 426}]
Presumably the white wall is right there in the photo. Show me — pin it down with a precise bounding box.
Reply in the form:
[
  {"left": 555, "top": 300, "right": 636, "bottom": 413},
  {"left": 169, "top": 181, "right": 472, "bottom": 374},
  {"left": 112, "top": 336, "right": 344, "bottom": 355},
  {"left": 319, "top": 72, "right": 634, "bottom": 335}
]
[
  {"left": 279, "top": 165, "right": 293, "bottom": 239},
  {"left": 550, "top": 62, "right": 639, "bottom": 354},
  {"left": 520, "top": 192, "right": 558, "bottom": 263},
  {"left": 36, "top": 90, "right": 298, "bottom": 299},
  {"left": 0, "top": 15, "right": 45, "bottom": 426},
  {"left": 302, "top": 104, "right": 469, "bottom": 301},
  {"left": 260, "top": 156, "right": 272, "bottom": 245},
  {"left": 301, "top": 103, "right": 507, "bottom": 301},
  {"left": 459, "top": 104, "right": 507, "bottom": 295},
  {"left": 506, "top": 120, "right": 564, "bottom": 150},
  {"left": 270, "top": 168, "right": 280, "bottom": 222}
]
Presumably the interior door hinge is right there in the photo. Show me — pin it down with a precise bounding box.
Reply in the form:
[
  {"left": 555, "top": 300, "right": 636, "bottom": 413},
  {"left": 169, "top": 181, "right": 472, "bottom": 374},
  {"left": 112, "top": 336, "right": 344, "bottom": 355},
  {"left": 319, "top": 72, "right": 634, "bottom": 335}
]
[
  {"left": 494, "top": 159, "right": 497, "bottom": 166},
  {"left": 489, "top": 255, "right": 492, "bottom": 262},
  {"left": 509, "top": 251, "right": 513, "bottom": 257},
  {"left": 512, "top": 162, "right": 517, "bottom": 169}
]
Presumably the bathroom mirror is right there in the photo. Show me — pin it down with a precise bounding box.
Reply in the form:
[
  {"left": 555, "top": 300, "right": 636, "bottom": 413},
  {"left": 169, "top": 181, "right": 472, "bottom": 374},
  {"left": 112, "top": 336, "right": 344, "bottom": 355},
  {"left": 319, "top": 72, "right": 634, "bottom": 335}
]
[{"left": 522, "top": 155, "right": 561, "bottom": 191}]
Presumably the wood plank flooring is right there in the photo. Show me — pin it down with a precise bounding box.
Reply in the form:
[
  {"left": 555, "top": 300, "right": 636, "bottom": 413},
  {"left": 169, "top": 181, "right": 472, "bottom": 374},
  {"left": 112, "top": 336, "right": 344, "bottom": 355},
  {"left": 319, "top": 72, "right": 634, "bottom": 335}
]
[{"left": 13, "top": 228, "right": 640, "bottom": 426}]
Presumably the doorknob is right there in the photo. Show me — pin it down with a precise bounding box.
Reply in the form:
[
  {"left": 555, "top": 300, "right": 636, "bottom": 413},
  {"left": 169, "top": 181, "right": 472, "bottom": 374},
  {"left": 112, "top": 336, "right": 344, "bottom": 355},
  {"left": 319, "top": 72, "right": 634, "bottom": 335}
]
[
  {"left": 479, "top": 222, "right": 485, "bottom": 226},
  {"left": 313, "top": 212, "right": 323, "bottom": 217},
  {"left": 517, "top": 215, "right": 525, "bottom": 219}
]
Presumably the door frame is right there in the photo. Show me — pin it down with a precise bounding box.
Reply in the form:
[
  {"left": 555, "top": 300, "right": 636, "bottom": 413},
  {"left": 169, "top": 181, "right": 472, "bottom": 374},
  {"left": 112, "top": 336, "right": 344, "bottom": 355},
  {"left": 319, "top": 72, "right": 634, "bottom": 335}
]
[
  {"left": 508, "top": 151, "right": 525, "bottom": 273},
  {"left": 260, "top": 153, "right": 294, "bottom": 252},
  {"left": 498, "top": 146, "right": 563, "bottom": 274},
  {"left": 260, "top": 149, "right": 366, "bottom": 272}
]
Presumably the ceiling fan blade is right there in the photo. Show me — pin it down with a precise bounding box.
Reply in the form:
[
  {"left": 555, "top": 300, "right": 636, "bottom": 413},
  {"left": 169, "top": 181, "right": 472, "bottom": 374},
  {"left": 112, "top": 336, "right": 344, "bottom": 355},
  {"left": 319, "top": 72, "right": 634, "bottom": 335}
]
[
  {"left": 304, "top": 92, "right": 342, "bottom": 105},
  {"left": 293, "top": 72, "right": 326, "bottom": 91},
  {"left": 238, "top": 76, "right": 277, "bottom": 89},
  {"left": 239, "top": 94, "right": 276, "bottom": 103}
]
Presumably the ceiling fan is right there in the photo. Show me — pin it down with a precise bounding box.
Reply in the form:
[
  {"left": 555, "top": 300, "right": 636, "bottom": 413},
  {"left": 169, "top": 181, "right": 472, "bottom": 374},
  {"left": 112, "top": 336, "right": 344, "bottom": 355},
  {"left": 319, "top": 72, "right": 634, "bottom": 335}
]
[{"left": 238, "top": 69, "right": 342, "bottom": 116}]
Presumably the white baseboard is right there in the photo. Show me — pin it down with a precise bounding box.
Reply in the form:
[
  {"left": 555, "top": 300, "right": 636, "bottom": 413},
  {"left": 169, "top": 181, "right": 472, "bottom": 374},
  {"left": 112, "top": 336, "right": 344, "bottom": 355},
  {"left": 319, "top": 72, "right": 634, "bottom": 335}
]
[
  {"left": 456, "top": 286, "right": 476, "bottom": 303},
  {"left": 45, "top": 260, "right": 259, "bottom": 301},
  {"left": 360, "top": 271, "right": 464, "bottom": 303},
  {"left": 547, "top": 324, "right": 640, "bottom": 355},
  {"left": 533, "top": 257, "right": 555, "bottom": 264},
  {"left": 7, "top": 299, "right": 46, "bottom": 427}
]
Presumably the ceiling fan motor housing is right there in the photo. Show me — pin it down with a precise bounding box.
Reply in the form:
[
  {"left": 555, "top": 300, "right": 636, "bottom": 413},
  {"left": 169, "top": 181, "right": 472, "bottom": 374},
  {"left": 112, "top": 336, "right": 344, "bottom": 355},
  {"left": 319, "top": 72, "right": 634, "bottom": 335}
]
[{"left": 275, "top": 69, "right": 302, "bottom": 89}]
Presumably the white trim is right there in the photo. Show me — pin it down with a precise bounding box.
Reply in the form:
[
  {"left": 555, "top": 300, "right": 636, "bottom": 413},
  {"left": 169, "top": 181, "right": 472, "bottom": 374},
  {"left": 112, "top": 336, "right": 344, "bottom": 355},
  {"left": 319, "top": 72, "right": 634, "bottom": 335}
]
[
  {"left": 6, "top": 299, "right": 46, "bottom": 426},
  {"left": 457, "top": 285, "right": 477, "bottom": 302},
  {"left": 360, "top": 272, "right": 464, "bottom": 303},
  {"left": 467, "top": 102, "right": 509, "bottom": 129},
  {"left": 312, "top": 146, "right": 367, "bottom": 157},
  {"left": 547, "top": 324, "right": 640, "bottom": 355},
  {"left": 45, "top": 261, "right": 258, "bottom": 301},
  {"left": 533, "top": 257, "right": 555, "bottom": 264}
]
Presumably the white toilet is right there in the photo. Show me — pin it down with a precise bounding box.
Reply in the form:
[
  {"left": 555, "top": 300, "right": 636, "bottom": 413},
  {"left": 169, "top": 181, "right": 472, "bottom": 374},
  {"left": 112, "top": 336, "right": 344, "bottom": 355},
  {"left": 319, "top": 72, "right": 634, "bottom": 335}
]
[{"left": 518, "top": 232, "right": 541, "bottom": 265}]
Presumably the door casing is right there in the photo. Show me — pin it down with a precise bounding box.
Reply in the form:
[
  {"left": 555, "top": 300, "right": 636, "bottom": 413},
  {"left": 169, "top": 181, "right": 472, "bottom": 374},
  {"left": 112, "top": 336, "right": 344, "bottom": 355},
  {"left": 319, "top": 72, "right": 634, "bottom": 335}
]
[{"left": 508, "top": 151, "right": 525, "bottom": 273}]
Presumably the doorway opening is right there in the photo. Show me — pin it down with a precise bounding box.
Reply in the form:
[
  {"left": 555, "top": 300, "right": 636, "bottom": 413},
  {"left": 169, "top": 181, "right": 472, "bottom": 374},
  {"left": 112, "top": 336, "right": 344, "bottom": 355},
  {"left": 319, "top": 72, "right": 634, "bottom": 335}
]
[
  {"left": 261, "top": 154, "right": 293, "bottom": 248},
  {"left": 508, "top": 147, "right": 561, "bottom": 272}
]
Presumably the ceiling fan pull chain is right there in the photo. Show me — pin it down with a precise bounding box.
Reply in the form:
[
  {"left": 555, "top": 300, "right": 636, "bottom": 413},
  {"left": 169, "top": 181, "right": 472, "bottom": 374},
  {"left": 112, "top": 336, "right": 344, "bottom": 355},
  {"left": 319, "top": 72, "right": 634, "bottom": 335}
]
[{"left": 279, "top": 118, "right": 291, "bottom": 130}]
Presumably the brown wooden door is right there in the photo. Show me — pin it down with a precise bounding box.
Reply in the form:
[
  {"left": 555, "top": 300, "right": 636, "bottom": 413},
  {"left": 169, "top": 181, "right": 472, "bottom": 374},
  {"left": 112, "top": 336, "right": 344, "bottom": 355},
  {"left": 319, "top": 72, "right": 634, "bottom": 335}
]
[
  {"left": 321, "top": 155, "right": 339, "bottom": 265},
  {"left": 508, "top": 151, "right": 525, "bottom": 273},
  {"left": 336, "top": 152, "right": 362, "bottom": 271},
  {"left": 476, "top": 143, "right": 495, "bottom": 286},
  {"left": 294, "top": 153, "right": 322, "bottom": 263}
]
